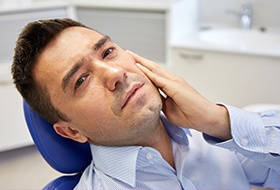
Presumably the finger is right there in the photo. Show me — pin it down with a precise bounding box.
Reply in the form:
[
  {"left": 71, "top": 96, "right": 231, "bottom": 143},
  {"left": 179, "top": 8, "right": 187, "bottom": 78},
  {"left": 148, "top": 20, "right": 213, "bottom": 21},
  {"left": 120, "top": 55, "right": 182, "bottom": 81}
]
[
  {"left": 127, "top": 50, "right": 174, "bottom": 79},
  {"left": 126, "top": 50, "right": 158, "bottom": 69},
  {"left": 136, "top": 63, "right": 169, "bottom": 89},
  {"left": 162, "top": 97, "right": 187, "bottom": 126},
  {"left": 137, "top": 63, "right": 179, "bottom": 98}
]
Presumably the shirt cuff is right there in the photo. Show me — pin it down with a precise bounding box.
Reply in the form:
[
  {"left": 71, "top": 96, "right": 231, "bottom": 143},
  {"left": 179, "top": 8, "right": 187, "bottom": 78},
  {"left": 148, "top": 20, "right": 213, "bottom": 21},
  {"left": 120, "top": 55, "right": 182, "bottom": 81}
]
[{"left": 204, "top": 104, "right": 270, "bottom": 157}]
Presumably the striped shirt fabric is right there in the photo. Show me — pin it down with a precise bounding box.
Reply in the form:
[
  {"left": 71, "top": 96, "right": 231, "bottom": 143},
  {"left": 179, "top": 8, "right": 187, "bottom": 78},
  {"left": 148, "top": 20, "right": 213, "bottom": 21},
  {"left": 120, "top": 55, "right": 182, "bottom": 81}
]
[{"left": 75, "top": 105, "right": 280, "bottom": 189}]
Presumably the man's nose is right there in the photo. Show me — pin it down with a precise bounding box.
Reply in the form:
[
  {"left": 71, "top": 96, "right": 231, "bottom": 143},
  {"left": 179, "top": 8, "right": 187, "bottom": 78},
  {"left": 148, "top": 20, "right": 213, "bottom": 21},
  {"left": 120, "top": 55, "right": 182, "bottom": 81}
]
[{"left": 100, "top": 63, "right": 127, "bottom": 91}]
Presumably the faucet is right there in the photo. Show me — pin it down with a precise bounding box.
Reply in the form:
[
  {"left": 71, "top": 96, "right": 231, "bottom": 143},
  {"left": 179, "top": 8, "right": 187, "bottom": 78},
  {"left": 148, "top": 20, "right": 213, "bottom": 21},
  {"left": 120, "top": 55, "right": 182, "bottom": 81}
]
[
  {"left": 226, "top": 3, "right": 253, "bottom": 29},
  {"left": 240, "top": 3, "right": 252, "bottom": 29}
]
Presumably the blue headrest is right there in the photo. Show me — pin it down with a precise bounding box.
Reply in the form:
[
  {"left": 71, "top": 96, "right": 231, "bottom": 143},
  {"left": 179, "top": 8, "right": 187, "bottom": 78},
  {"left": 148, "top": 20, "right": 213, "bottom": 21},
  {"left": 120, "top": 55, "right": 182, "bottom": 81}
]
[{"left": 23, "top": 101, "right": 92, "bottom": 174}]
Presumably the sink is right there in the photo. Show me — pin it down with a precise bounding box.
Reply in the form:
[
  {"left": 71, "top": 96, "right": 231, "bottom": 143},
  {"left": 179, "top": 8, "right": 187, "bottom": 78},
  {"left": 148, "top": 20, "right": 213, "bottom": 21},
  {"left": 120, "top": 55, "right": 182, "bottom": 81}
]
[{"left": 199, "top": 28, "right": 280, "bottom": 48}]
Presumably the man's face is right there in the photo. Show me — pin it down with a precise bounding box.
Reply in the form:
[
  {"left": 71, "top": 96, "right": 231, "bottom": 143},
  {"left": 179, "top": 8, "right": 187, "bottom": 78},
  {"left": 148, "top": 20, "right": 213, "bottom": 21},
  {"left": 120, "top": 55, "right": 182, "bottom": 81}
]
[{"left": 34, "top": 26, "right": 162, "bottom": 146}]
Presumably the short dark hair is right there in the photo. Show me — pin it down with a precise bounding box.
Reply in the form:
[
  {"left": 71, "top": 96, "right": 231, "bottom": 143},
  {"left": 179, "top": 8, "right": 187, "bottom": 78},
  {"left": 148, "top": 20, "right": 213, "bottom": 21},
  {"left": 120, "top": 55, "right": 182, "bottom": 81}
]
[{"left": 12, "top": 18, "right": 89, "bottom": 124}]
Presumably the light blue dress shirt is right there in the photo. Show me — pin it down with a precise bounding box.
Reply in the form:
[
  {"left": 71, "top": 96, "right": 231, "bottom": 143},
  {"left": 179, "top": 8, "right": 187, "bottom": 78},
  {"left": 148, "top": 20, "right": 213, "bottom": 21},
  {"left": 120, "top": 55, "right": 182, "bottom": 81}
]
[{"left": 75, "top": 105, "right": 280, "bottom": 189}]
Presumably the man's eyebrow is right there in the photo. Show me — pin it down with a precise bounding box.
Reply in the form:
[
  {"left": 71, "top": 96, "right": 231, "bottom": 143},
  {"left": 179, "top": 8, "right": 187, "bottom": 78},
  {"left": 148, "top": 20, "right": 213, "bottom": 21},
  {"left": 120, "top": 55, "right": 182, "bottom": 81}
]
[
  {"left": 62, "top": 59, "right": 84, "bottom": 92},
  {"left": 93, "top": 35, "right": 111, "bottom": 51},
  {"left": 61, "top": 35, "right": 111, "bottom": 92}
]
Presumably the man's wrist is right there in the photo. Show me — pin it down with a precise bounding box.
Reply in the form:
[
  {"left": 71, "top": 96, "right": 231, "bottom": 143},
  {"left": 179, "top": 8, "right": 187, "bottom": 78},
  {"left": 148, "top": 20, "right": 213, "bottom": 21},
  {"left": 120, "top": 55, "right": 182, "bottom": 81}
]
[{"left": 203, "top": 104, "right": 232, "bottom": 140}]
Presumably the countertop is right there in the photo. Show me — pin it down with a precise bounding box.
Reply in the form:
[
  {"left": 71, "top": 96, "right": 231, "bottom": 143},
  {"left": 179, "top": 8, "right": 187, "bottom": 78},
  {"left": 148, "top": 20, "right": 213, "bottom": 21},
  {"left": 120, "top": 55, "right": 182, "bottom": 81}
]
[{"left": 170, "top": 26, "right": 280, "bottom": 58}]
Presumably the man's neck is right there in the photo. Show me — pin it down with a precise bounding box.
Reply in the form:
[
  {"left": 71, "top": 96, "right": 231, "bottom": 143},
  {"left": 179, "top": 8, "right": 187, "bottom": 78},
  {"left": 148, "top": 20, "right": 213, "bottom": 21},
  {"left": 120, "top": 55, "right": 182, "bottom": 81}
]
[
  {"left": 156, "top": 126, "right": 175, "bottom": 168},
  {"left": 143, "top": 120, "right": 175, "bottom": 169}
]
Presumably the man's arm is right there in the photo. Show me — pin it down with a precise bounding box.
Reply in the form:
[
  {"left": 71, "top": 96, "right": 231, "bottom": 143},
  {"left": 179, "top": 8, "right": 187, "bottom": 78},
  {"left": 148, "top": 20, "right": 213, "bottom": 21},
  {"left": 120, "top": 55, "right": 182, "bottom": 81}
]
[
  {"left": 212, "top": 105, "right": 280, "bottom": 188},
  {"left": 211, "top": 104, "right": 280, "bottom": 156}
]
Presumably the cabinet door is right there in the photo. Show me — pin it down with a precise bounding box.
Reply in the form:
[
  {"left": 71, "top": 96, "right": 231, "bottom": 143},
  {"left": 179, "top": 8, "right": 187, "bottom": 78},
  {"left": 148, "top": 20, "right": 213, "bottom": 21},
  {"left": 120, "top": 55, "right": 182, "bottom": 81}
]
[
  {"left": 0, "top": 5, "right": 70, "bottom": 64},
  {"left": 76, "top": 7, "right": 166, "bottom": 64},
  {"left": 0, "top": 4, "right": 71, "bottom": 151},
  {"left": 172, "top": 48, "right": 280, "bottom": 107},
  {"left": 0, "top": 64, "right": 32, "bottom": 151}
]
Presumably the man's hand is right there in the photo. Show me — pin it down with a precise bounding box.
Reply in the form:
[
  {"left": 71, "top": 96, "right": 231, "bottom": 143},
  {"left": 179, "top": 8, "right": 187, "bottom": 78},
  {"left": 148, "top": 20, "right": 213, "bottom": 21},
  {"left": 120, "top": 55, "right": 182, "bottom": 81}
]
[{"left": 128, "top": 51, "right": 232, "bottom": 140}]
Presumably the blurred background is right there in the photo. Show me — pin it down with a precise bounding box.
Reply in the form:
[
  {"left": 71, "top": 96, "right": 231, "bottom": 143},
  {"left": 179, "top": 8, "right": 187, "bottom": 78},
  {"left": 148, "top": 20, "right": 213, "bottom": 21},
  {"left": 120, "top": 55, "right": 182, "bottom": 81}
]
[{"left": 0, "top": 0, "right": 279, "bottom": 189}]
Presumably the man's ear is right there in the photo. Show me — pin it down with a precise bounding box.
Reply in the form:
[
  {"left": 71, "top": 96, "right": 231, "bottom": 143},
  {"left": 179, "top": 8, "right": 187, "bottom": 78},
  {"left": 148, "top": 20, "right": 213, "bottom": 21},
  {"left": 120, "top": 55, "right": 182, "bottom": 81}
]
[{"left": 53, "top": 121, "right": 88, "bottom": 143}]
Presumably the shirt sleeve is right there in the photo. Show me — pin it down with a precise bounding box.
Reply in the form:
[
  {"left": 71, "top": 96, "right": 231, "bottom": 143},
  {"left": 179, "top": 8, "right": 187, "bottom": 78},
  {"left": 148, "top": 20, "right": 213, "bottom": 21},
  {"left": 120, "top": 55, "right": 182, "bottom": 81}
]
[
  {"left": 204, "top": 104, "right": 280, "bottom": 188},
  {"left": 221, "top": 104, "right": 280, "bottom": 155}
]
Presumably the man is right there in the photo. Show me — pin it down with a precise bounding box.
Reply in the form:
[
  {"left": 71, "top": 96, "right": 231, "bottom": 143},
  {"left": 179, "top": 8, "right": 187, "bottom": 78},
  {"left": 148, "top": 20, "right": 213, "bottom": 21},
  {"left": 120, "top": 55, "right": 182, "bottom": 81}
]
[{"left": 12, "top": 18, "right": 280, "bottom": 189}]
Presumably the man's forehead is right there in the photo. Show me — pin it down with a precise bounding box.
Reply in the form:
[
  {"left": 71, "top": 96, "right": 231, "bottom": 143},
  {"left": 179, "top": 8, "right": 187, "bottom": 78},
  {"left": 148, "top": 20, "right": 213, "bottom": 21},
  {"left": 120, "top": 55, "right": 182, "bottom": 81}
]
[
  {"left": 40, "top": 26, "right": 102, "bottom": 61},
  {"left": 45, "top": 26, "right": 103, "bottom": 52},
  {"left": 60, "top": 26, "right": 103, "bottom": 40}
]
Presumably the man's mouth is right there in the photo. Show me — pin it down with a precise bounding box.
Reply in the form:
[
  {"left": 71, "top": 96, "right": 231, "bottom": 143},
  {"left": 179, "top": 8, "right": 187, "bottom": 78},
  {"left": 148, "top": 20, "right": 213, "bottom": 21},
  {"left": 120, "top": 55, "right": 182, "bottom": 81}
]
[{"left": 121, "top": 83, "right": 143, "bottom": 109}]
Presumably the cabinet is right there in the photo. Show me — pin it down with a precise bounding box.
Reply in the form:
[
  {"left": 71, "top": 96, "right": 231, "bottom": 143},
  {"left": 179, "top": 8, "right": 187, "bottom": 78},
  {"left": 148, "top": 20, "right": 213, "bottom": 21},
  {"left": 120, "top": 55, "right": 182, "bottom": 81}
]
[
  {"left": 0, "top": 2, "right": 73, "bottom": 64},
  {"left": 75, "top": 6, "right": 167, "bottom": 64},
  {"left": 0, "top": 2, "right": 73, "bottom": 151},
  {"left": 171, "top": 48, "right": 280, "bottom": 107},
  {"left": 0, "top": 64, "right": 32, "bottom": 151},
  {"left": 72, "top": 0, "right": 188, "bottom": 65}
]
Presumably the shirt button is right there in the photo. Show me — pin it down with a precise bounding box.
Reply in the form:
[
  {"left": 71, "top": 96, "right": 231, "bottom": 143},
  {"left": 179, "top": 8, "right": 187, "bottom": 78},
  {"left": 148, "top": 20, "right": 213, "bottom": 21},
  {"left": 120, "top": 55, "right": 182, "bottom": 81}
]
[
  {"left": 241, "top": 138, "right": 249, "bottom": 146},
  {"left": 146, "top": 152, "right": 153, "bottom": 160}
]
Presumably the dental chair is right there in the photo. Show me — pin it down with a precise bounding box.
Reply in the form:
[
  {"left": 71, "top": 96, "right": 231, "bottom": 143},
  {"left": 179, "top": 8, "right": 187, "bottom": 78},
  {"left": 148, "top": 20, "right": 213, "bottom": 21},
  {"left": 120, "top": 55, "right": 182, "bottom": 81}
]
[{"left": 23, "top": 101, "right": 92, "bottom": 190}]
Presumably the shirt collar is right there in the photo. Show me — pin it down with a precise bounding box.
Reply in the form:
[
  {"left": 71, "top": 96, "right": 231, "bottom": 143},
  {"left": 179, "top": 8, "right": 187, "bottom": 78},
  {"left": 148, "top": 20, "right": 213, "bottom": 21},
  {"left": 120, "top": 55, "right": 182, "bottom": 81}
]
[
  {"left": 90, "top": 114, "right": 191, "bottom": 187},
  {"left": 91, "top": 144, "right": 141, "bottom": 187}
]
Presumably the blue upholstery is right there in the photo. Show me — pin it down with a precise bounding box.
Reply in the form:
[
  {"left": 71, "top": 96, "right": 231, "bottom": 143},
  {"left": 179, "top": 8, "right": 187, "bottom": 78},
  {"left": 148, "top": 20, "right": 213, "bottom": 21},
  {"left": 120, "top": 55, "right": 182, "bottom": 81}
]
[
  {"left": 23, "top": 101, "right": 92, "bottom": 189},
  {"left": 43, "top": 174, "right": 83, "bottom": 190}
]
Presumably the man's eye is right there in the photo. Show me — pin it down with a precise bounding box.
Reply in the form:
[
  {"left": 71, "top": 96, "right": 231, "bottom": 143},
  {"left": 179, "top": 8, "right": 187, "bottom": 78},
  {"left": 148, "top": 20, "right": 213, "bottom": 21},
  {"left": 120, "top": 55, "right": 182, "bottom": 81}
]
[
  {"left": 75, "top": 76, "right": 86, "bottom": 89},
  {"left": 103, "top": 48, "right": 114, "bottom": 58}
]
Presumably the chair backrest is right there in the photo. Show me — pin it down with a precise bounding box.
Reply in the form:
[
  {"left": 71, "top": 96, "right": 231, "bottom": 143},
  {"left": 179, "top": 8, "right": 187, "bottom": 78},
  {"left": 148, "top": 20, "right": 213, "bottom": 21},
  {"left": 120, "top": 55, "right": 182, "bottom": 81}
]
[{"left": 23, "top": 101, "right": 92, "bottom": 189}]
